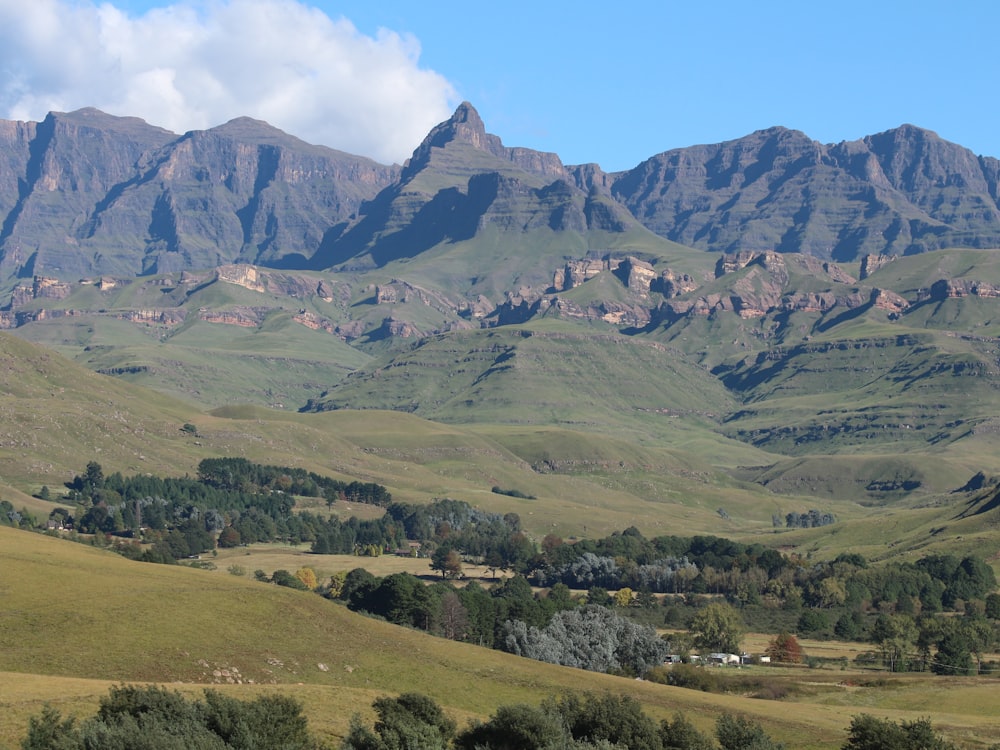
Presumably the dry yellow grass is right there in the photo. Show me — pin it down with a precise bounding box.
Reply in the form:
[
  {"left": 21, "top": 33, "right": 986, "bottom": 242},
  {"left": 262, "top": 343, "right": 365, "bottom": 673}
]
[{"left": 208, "top": 545, "right": 508, "bottom": 584}]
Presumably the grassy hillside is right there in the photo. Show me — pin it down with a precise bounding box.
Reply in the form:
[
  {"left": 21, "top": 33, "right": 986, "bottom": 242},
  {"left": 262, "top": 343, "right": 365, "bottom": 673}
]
[
  {"left": 4, "top": 527, "right": 1000, "bottom": 750},
  {"left": 9, "top": 276, "right": 372, "bottom": 409},
  {"left": 308, "top": 327, "right": 738, "bottom": 443},
  {"left": 0, "top": 331, "right": 799, "bottom": 540}
]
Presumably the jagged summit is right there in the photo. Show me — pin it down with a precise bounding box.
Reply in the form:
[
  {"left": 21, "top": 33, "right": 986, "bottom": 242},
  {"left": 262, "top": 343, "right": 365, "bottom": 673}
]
[{"left": 402, "top": 101, "right": 506, "bottom": 177}]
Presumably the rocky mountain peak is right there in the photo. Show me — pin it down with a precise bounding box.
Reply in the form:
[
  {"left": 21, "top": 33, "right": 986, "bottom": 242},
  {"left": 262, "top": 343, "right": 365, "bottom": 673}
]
[
  {"left": 429, "top": 102, "right": 495, "bottom": 150},
  {"left": 403, "top": 102, "right": 506, "bottom": 178}
]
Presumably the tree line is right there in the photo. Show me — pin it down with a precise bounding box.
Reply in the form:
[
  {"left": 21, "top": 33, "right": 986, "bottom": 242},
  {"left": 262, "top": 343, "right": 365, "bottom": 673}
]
[
  {"left": 53, "top": 461, "right": 534, "bottom": 567},
  {"left": 21, "top": 682, "right": 962, "bottom": 749}
]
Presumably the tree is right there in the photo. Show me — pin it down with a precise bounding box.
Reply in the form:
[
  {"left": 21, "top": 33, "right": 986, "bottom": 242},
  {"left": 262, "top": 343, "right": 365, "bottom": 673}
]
[
  {"left": 438, "top": 591, "right": 470, "bottom": 641},
  {"left": 295, "top": 567, "right": 318, "bottom": 590},
  {"left": 870, "top": 613, "right": 917, "bottom": 672},
  {"left": 797, "top": 609, "right": 829, "bottom": 636},
  {"left": 834, "top": 611, "right": 864, "bottom": 640},
  {"left": 932, "top": 629, "right": 973, "bottom": 676},
  {"left": 484, "top": 550, "right": 504, "bottom": 579},
  {"left": 272, "top": 569, "right": 310, "bottom": 590},
  {"left": 586, "top": 586, "right": 612, "bottom": 607},
  {"left": 503, "top": 605, "right": 668, "bottom": 676},
  {"left": 455, "top": 703, "right": 565, "bottom": 750},
  {"left": 344, "top": 693, "right": 455, "bottom": 750},
  {"left": 21, "top": 705, "right": 78, "bottom": 750},
  {"left": 689, "top": 602, "right": 743, "bottom": 654},
  {"left": 814, "top": 576, "right": 848, "bottom": 608},
  {"left": 842, "top": 714, "right": 955, "bottom": 750},
  {"left": 84, "top": 461, "right": 104, "bottom": 490},
  {"left": 20, "top": 684, "right": 320, "bottom": 750},
  {"left": 613, "top": 587, "right": 635, "bottom": 608},
  {"left": 715, "top": 713, "right": 784, "bottom": 750},
  {"left": 431, "top": 547, "right": 463, "bottom": 579},
  {"left": 985, "top": 592, "right": 1000, "bottom": 620},
  {"left": 549, "top": 692, "right": 664, "bottom": 750},
  {"left": 217, "top": 526, "right": 241, "bottom": 548},
  {"left": 764, "top": 632, "right": 803, "bottom": 664},
  {"left": 660, "top": 712, "right": 715, "bottom": 750}
]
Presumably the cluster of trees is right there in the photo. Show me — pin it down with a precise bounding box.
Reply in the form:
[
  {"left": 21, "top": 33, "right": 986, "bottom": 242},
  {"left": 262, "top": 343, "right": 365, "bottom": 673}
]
[
  {"left": 195, "top": 457, "right": 391, "bottom": 507},
  {"left": 503, "top": 605, "right": 669, "bottom": 674},
  {"left": 1, "top": 499, "right": 35, "bottom": 529},
  {"left": 338, "top": 570, "right": 578, "bottom": 649},
  {"left": 783, "top": 509, "right": 836, "bottom": 528},
  {"left": 343, "top": 691, "right": 965, "bottom": 750},
  {"left": 335, "top": 567, "right": 675, "bottom": 674},
  {"left": 21, "top": 684, "right": 318, "bottom": 749},
  {"left": 51, "top": 459, "right": 394, "bottom": 560},
  {"left": 343, "top": 691, "right": 785, "bottom": 750},
  {"left": 865, "top": 607, "right": 1000, "bottom": 675},
  {"left": 44, "top": 461, "right": 1000, "bottom": 677},
  {"left": 530, "top": 528, "right": 995, "bottom": 616},
  {"left": 21, "top": 684, "right": 964, "bottom": 750},
  {"left": 55, "top": 460, "right": 536, "bottom": 568},
  {"left": 312, "top": 498, "right": 533, "bottom": 571}
]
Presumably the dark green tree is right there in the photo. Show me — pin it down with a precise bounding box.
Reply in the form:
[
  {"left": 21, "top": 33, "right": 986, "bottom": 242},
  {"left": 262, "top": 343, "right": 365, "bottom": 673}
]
[
  {"left": 343, "top": 693, "right": 455, "bottom": 750},
  {"left": 454, "top": 703, "right": 565, "bottom": 750},
  {"left": 548, "top": 692, "right": 664, "bottom": 750},
  {"left": 20, "top": 684, "right": 319, "bottom": 750},
  {"left": 689, "top": 602, "right": 743, "bottom": 654},
  {"left": 842, "top": 714, "right": 955, "bottom": 750},
  {"left": 932, "top": 630, "right": 973, "bottom": 676},
  {"left": 430, "top": 546, "right": 463, "bottom": 579},
  {"left": 715, "top": 713, "right": 784, "bottom": 750},
  {"left": 660, "top": 712, "right": 714, "bottom": 750}
]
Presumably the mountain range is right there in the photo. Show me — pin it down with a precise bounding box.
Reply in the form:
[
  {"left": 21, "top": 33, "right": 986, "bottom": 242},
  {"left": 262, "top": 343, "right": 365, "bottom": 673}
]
[
  {"left": 4, "top": 102, "right": 1000, "bottom": 512},
  {"left": 2, "top": 102, "right": 1000, "bottom": 283}
]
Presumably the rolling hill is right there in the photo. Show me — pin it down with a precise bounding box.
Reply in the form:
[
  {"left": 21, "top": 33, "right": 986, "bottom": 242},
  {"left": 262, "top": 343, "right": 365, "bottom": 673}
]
[{"left": 5, "top": 525, "right": 1000, "bottom": 750}]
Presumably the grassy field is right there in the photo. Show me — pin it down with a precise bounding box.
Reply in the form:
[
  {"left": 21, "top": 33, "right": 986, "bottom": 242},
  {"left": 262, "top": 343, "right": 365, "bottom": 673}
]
[{"left": 4, "top": 527, "right": 1000, "bottom": 750}]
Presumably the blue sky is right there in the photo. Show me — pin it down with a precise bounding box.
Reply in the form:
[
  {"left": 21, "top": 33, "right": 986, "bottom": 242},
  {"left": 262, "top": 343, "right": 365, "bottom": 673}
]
[{"left": 1, "top": 0, "right": 996, "bottom": 171}]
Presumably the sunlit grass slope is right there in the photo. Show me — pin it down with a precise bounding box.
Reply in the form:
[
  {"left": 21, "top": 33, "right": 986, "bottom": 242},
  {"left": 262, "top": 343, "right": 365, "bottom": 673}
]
[{"left": 0, "top": 330, "right": 800, "bottom": 540}]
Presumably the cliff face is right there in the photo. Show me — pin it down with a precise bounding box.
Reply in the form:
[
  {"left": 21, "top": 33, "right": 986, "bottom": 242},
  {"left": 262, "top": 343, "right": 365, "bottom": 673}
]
[{"left": 0, "top": 109, "right": 398, "bottom": 279}]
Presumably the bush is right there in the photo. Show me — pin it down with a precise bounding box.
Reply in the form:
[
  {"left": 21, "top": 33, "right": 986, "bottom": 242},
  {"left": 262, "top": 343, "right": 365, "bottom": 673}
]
[
  {"left": 271, "top": 569, "right": 310, "bottom": 590},
  {"left": 657, "top": 663, "right": 724, "bottom": 693}
]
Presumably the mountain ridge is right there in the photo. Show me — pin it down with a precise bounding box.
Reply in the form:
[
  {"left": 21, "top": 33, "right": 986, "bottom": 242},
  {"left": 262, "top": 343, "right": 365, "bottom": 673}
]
[{"left": 0, "top": 103, "right": 998, "bottom": 283}]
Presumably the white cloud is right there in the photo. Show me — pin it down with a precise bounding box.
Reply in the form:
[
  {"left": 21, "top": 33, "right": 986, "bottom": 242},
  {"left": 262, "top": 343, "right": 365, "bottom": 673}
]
[{"left": 0, "top": 0, "right": 458, "bottom": 163}]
